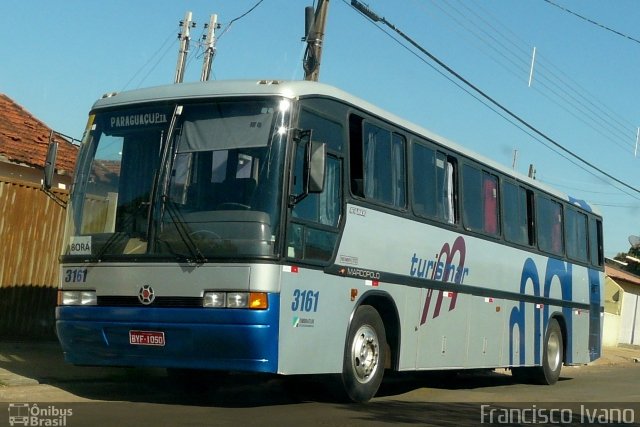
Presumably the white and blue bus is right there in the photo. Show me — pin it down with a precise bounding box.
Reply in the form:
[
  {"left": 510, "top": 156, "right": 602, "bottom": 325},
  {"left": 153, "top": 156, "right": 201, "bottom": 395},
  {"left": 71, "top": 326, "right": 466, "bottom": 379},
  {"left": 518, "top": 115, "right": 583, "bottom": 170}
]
[{"left": 55, "top": 79, "right": 604, "bottom": 402}]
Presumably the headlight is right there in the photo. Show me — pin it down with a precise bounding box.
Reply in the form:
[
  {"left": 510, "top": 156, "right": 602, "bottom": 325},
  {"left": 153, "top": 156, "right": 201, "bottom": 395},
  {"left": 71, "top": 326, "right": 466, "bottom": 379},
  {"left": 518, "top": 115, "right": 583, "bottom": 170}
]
[
  {"left": 226, "top": 292, "right": 249, "bottom": 308},
  {"left": 58, "top": 290, "right": 97, "bottom": 306},
  {"left": 203, "top": 292, "right": 225, "bottom": 308},
  {"left": 203, "top": 291, "right": 268, "bottom": 309}
]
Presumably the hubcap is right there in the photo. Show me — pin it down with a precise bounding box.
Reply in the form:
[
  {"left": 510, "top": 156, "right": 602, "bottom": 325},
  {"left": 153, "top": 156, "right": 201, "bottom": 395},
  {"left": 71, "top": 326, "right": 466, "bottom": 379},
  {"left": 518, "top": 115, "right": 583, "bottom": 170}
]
[
  {"left": 547, "top": 332, "right": 561, "bottom": 371},
  {"left": 350, "top": 324, "right": 380, "bottom": 384}
]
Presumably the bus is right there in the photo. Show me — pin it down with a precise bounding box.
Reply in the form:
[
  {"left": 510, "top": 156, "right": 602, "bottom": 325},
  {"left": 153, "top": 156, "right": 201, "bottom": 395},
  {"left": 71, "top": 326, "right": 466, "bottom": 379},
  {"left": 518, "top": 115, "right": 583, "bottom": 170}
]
[{"left": 53, "top": 79, "right": 604, "bottom": 403}]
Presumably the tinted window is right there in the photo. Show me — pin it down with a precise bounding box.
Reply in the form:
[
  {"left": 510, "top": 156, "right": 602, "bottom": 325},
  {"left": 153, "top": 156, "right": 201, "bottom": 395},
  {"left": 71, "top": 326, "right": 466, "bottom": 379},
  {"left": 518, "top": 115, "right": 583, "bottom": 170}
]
[
  {"left": 412, "top": 142, "right": 456, "bottom": 224},
  {"left": 537, "top": 196, "right": 563, "bottom": 255},
  {"left": 361, "top": 122, "right": 406, "bottom": 208},
  {"left": 289, "top": 111, "right": 343, "bottom": 263},
  {"left": 462, "top": 165, "right": 499, "bottom": 236},
  {"left": 503, "top": 182, "right": 533, "bottom": 246},
  {"left": 589, "top": 217, "right": 604, "bottom": 267},
  {"left": 566, "top": 208, "right": 588, "bottom": 262}
]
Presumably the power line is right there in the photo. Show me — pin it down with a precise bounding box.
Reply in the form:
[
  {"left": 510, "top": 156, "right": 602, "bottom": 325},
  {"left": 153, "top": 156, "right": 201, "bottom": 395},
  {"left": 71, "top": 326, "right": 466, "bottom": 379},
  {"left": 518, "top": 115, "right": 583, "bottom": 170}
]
[
  {"left": 218, "top": 0, "right": 265, "bottom": 40},
  {"left": 422, "top": 0, "right": 637, "bottom": 156},
  {"left": 347, "top": 0, "right": 640, "bottom": 198},
  {"left": 543, "top": 0, "right": 640, "bottom": 45},
  {"left": 122, "top": 29, "right": 177, "bottom": 90}
]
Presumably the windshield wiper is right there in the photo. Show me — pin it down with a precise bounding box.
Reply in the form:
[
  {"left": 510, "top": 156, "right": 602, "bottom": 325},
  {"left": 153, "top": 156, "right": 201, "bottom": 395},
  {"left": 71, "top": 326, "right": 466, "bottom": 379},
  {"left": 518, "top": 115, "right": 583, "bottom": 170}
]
[
  {"left": 149, "top": 104, "right": 206, "bottom": 265},
  {"left": 90, "top": 201, "right": 148, "bottom": 261},
  {"left": 162, "top": 197, "right": 207, "bottom": 265}
]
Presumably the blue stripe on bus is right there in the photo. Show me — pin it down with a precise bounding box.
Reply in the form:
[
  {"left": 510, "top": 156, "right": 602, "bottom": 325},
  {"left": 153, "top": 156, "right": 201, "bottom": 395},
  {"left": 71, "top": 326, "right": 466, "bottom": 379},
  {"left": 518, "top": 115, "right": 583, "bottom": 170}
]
[{"left": 55, "top": 293, "right": 279, "bottom": 373}]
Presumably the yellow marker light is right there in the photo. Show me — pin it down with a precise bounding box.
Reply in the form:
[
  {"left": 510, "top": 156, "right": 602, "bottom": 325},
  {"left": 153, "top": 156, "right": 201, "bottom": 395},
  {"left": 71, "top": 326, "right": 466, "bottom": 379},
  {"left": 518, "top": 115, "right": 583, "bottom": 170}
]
[{"left": 249, "top": 292, "right": 268, "bottom": 309}]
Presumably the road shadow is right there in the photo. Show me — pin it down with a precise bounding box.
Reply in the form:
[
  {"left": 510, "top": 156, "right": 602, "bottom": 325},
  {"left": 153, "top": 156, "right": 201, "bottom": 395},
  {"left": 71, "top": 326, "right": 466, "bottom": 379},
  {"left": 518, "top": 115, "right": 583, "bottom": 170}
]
[{"left": 0, "top": 341, "right": 574, "bottom": 409}]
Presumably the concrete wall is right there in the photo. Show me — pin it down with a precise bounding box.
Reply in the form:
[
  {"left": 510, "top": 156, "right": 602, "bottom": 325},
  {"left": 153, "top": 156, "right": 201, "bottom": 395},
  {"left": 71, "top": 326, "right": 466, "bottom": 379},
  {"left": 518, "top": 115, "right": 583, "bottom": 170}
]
[{"left": 603, "top": 312, "right": 621, "bottom": 347}]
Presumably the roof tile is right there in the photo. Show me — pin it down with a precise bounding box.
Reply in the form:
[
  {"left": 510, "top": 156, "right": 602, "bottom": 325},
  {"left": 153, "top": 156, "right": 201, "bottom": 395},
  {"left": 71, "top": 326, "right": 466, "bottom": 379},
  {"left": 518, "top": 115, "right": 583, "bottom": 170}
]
[{"left": 0, "top": 93, "right": 78, "bottom": 173}]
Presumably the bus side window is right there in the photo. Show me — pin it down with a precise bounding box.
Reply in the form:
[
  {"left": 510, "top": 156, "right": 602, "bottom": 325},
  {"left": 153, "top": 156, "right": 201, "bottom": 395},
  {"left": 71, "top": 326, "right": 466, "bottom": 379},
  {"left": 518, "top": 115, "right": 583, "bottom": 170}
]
[
  {"left": 566, "top": 208, "right": 588, "bottom": 262},
  {"left": 503, "top": 182, "right": 534, "bottom": 246},
  {"left": 462, "top": 164, "right": 498, "bottom": 235},
  {"left": 288, "top": 110, "right": 343, "bottom": 263},
  {"left": 349, "top": 115, "right": 364, "bottom": 197},
  {"left": 444, "top": 157, "right": 457, "bottom": 224},
  {"left": 589, "top": 217, "right": 604, "bottom": 267},
  {"left": 536, "top": 195, "right": 564, "bottom": 256},
  {"left": 412, "top": 142, "right": 457, "bottom": 225},
  {"left": 349, "top": 115, "right": 406, "bottom": 208}
]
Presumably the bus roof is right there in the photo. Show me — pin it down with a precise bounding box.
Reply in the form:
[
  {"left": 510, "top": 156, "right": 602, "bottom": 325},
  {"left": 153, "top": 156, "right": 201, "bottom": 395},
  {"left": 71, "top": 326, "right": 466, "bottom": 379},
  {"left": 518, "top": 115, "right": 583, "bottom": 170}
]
[{"left": 92, "top": 79, "right": 599, "bottom": 215}]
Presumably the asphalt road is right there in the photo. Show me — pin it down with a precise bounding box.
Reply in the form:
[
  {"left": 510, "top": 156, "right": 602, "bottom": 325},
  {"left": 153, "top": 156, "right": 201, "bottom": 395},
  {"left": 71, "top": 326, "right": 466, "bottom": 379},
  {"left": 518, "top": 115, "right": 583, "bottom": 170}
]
[{"left": 0, "top": 343, "right": 639, "bottom": 426}]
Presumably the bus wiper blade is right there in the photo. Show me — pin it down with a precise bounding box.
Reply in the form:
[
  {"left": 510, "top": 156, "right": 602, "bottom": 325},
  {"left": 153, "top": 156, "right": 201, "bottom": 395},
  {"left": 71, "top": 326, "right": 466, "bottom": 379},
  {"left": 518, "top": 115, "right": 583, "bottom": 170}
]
[
  {"left": 91, "top": 201, "right": 148, "bottom": 261},
  {"left": 163, "top": 197, "right": 207, "bottom": 265}
]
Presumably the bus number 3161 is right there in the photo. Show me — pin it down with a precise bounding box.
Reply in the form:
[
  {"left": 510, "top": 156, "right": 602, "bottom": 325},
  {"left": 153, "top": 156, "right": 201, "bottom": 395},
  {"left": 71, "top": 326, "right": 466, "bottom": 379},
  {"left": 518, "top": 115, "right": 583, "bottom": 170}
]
[{"left": 291, "top": 289, "right": 320, "bottom": 312}]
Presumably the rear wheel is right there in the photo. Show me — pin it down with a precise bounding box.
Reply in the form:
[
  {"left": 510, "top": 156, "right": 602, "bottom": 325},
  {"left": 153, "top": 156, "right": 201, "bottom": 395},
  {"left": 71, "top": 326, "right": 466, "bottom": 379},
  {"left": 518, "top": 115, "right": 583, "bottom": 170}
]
[
  {"left": 511, "top": 318, "right": 563, "bottom": 385},
  {"left": 341, "top": 305, "right": 387, "bottom": 403},
  {"left": 539, "top": 318, "right": 563, "bottom": 385}
]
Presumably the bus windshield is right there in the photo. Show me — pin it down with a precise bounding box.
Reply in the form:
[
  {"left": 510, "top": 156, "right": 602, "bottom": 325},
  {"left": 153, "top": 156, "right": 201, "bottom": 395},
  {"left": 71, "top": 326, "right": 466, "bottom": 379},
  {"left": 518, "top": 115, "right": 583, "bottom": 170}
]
[{"left": 65, "top": 98, "right": 289, "bottom": 261}]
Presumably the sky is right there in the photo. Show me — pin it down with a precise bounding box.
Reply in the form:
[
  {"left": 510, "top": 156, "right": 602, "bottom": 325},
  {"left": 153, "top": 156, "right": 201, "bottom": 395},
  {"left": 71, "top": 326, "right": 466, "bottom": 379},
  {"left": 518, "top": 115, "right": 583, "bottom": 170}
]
[{"left": 1, "top": 0, "right": 639, "bottom": 257}]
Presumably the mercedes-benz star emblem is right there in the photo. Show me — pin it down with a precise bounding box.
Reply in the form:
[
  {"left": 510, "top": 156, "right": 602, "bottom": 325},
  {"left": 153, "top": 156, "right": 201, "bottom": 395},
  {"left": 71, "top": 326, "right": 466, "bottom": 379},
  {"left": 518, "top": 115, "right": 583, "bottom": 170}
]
[{"left": 138, "top": 285, "right": 155, "bottom": 305}]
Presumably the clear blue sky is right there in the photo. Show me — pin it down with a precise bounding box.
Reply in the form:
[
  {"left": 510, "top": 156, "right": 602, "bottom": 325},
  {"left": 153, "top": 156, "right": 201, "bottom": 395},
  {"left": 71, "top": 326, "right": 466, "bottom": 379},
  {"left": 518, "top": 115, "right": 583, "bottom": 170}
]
[{"left": 1, "top": 1, "right": 639, "bottom": 257}]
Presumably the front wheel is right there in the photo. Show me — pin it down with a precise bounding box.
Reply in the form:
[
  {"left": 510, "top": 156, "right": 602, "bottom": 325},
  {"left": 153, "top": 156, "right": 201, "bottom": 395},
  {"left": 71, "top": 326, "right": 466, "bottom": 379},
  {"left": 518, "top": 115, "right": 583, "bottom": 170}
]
[{"left": 341, "top": 305, "right": 387, "bottom": 403}]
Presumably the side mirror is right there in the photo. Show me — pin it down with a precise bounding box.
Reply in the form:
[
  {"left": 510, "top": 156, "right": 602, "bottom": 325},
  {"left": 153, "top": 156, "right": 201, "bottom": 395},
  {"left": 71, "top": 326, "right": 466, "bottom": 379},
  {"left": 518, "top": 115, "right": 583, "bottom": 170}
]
[
  {"left": 43, "top": 139, "right": 58, "bottom": 190},
  {"left": 307, "top": 141, "right": 326, "bottom": 193},
  {"left": 290, "top": 130, "right": 327, "bottom": 206}
]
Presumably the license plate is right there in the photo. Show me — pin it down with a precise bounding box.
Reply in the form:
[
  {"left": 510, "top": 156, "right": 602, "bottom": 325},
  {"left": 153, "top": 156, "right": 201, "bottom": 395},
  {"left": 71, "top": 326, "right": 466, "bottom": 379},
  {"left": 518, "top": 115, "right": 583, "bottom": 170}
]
[{"left": 129, "top": 330, "right": 165, "bottom": 346}]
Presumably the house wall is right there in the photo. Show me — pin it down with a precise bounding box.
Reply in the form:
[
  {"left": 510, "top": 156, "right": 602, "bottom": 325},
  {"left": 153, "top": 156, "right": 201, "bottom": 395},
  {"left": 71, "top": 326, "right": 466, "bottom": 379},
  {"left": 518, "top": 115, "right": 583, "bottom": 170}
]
[
  {"left": 0, "top": 177, "right": 68, "bottom": 338},
  {"left": 618, "top": 283, "right": 640, "bottom": 346},
  {"left": 603, "top": 277, "right": 623, "bottom": 347},
  {"left": 603, "top": 312, "right": 621, "bottom": 347},
  {"left": 0, "top": 161, "right": 73, "bottom": 190}
]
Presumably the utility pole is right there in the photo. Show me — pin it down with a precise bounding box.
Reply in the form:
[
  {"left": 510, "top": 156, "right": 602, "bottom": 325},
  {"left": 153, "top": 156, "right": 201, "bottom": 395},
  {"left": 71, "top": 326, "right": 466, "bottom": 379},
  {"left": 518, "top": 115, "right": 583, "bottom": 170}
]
[
  {"left": 174, "top": 11, "right": 194, "bottom": 84},
  {"left": 200, "top": 14, "right": 219, "bottom": 82},
  {"left": 303, "top": 0, "right": 330, "bottom": 82}
]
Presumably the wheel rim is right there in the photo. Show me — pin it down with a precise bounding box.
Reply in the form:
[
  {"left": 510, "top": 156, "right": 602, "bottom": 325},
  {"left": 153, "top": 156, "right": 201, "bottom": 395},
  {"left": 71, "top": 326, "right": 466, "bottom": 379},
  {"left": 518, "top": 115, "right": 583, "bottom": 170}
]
[
  {"left": 350, "top": 324, "right": 380, "bottom": 384},
  {"left": 547, "top": 331, "right": 561, "bottom": 372}
]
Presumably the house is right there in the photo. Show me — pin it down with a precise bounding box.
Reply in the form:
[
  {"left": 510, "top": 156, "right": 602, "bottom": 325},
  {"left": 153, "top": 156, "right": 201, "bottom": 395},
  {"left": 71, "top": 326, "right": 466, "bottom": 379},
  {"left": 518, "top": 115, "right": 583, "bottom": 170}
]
[
  {"left": 0, "top": 93, "right": 79, "bottom": 338},
  {"left": 0, "top": 93, "right": 77, "bottom": 186},
  {"left": 603, "top": 263, "right": 640, "bottom": 347}
]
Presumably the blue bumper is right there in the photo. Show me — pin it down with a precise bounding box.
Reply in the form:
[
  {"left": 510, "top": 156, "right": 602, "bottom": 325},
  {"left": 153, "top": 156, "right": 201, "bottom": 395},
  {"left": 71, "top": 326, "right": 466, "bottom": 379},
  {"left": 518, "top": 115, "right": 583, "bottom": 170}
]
[{"left": 56, "top": 294, "right": 279, "bottom": 373}]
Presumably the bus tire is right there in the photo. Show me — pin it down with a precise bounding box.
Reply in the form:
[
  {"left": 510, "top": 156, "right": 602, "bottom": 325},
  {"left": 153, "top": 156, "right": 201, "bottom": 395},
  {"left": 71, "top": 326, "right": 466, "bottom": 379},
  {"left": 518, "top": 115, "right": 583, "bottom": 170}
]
[
  {"left": 538, "top": 317, "right": 563, "bottom": 385},
  {"left": 512, "top": 318, "right": 564, "bottom": 385},
  {"left": 341, "top": 305, "right": 387, "bottom": 403},
  {"left": 511, "top": 318, "right": 564, "bottom": 385}
]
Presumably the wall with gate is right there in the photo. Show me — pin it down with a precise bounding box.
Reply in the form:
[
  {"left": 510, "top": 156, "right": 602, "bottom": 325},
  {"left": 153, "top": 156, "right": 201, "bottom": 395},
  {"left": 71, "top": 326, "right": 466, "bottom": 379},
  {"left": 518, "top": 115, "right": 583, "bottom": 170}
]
[{"left": 0, "top": 178, "right": 68, "bottom": 339}]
